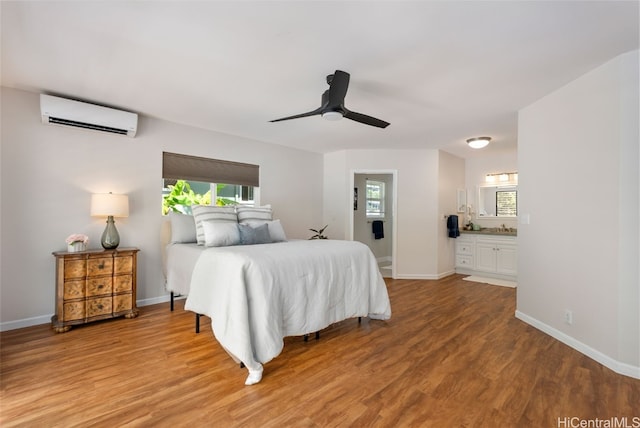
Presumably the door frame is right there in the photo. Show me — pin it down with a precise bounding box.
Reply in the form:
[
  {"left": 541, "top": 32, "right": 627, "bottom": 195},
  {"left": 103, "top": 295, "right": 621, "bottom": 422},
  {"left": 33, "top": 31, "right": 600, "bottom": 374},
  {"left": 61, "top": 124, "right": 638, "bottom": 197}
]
[{"left": 349, "top": 169, "right": 398, "bottom": 279}]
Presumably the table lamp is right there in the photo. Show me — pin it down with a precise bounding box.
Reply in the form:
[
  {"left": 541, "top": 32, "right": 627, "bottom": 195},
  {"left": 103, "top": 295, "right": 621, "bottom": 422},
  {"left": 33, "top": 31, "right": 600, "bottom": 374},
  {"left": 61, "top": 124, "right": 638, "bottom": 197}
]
[{"left": 91, "top": 193, "right": 129, "bottom": 249}]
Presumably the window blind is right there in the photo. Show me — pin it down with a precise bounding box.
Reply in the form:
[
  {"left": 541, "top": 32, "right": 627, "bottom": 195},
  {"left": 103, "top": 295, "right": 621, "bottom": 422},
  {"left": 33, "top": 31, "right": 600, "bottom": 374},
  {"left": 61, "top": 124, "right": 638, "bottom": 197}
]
[{"left": 162, "top": 152, "right": 259, "bottom": 187}]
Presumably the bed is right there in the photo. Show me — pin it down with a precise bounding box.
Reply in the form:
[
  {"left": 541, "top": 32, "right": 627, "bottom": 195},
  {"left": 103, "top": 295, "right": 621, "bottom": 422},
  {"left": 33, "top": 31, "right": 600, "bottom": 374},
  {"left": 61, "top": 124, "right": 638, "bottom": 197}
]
[{"left": 161, "top": 209, "right": 392, "bottom": 385}]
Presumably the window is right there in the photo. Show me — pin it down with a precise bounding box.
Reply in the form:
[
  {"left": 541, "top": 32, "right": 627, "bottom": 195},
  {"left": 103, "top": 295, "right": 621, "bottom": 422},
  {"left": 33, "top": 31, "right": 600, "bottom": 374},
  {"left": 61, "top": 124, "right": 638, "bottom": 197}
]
[
  {"left": 366, "top": 180, "right": 385, "bottom": 218},
  {"left": 162, "top": 180, "right": 255, "bottom": 215},
  {"left": 162, "top": 152, "right": 259, "bottom": 215}
]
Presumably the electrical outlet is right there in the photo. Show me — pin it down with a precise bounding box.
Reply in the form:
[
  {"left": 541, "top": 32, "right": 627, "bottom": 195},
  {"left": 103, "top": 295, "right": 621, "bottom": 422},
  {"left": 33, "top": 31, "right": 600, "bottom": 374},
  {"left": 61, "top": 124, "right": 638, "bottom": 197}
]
[{"left": 564, "top": 310, "right": 573, "bottom": 325}]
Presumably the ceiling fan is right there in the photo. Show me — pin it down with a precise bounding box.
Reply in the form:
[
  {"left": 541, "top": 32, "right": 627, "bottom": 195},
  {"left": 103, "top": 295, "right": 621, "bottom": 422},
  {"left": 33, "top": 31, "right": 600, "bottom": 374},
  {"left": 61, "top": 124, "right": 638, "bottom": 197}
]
[{"left": 270, "top": 70, "right": 390, "bottom": 129}]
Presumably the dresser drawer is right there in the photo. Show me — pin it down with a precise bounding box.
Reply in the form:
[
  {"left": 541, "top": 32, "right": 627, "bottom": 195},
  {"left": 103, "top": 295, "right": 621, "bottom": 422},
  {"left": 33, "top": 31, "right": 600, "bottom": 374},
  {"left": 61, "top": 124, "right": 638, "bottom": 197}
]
[
  {"left": 113, "top": 275, "right": 132, "bottom": 293},
  {"left": 87, "top": 257, "right": 113, "bottom": 277},
  {"left": 87, "top": 277, "right": 113, "bottom": 296},
  {"left": 64, "top": 259, "right": 86, "bottom": 279},
  {"left": 63, "top": 301, "right": 85, "bottom": 321},
  {"left": 86, "top": 297, "right": 112, "bottom": 317},
  {"left": 113, "top": 294, "right": 133, "bottom": 313},
  {"left": 63, "top": 280, "right": 85, "bottom": 299},
  {"left": 114, "top": 256, "right": 133, "bottom": 274}
]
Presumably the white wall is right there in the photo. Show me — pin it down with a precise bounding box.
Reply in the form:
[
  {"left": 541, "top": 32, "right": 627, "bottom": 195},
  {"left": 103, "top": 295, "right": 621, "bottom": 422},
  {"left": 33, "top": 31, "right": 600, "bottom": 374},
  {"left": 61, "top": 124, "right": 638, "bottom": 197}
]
[
  {"left": 516, "top": 50, "right": 639, "bottom": 377},
  {"left": 464, "top": 151, "right": 518, "bottom": 229},
  {"left": 438, "top": 151, "right": 465, "bottom": 275},
  {"left": 324, "top": 149, "right": 464, "bottom": 279},
  {"left": 0, "top": 87, "right": 323, "bottom": 329}
]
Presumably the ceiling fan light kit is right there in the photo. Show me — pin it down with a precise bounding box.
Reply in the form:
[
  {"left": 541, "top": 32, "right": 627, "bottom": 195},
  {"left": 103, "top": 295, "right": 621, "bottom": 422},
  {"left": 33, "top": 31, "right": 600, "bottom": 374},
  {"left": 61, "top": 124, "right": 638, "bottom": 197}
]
[
  {"left": 467, "top": 136, "right": 491, "bottom": 149},
  {"left": 322, "top": 111, "right": 343, "bottom": 121},
  {"left": 270, "top": 70, "right": 390, "bottom": 129}
]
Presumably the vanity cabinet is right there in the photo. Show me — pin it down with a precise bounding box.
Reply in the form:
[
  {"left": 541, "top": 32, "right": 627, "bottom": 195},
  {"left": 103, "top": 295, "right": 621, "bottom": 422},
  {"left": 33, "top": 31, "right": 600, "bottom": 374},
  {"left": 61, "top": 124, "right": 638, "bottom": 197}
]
[
  {"left": 455, "top": 235, "right": 475, "bottom": 269},
  {"left": 475, "top": 237, "right": 517, "bottom": 276},
  {"left": 455, "top": 234, "right": 517, "bottom": 280}
]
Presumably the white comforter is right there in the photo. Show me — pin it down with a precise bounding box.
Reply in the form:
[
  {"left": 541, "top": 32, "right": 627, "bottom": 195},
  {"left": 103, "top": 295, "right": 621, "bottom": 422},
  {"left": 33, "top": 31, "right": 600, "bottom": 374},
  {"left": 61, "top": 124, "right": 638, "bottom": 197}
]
[{"left": 184, "top": 239, "right": 391, "bottom": 384}]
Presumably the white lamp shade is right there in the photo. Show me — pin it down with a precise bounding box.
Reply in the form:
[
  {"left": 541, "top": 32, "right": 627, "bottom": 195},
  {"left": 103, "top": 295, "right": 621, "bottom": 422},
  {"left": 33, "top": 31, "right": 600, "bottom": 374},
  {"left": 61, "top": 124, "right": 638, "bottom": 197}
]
[{"left": 91, "top": 193, "right": 129, "bottom": 217}]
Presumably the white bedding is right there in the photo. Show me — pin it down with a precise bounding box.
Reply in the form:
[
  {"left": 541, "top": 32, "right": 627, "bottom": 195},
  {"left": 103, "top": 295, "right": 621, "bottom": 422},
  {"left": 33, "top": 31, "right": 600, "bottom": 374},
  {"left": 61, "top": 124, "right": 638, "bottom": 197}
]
[
  {"left": 165, "top": 243, "right": 205, "bottom": 296},
  {"left": 184, "top": 239, "right": 391, "bottom": 385}
]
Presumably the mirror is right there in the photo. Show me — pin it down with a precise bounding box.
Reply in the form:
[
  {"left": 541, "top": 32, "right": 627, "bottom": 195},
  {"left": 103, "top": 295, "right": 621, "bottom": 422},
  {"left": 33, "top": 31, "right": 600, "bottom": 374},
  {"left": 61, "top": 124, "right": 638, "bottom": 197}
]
[
  {"left": 457, "top": 189, "right": 466, "bottom": 213},
  {"left": 477, "top": 185, "right": 517, "bottom": 217}
]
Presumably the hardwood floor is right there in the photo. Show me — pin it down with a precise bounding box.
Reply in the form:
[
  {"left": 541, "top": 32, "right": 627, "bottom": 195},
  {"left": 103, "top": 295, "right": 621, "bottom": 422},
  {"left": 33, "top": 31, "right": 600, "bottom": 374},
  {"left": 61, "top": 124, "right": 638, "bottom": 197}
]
[{"left": 1, "top": 275, "right": 638, "bottom": 427}]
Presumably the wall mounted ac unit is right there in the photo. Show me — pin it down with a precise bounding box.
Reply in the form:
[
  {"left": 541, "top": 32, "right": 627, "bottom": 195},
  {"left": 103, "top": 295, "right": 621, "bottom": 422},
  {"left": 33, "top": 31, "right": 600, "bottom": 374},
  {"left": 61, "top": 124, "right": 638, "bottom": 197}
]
[{"left": 40, "top": 94, "right": 138, "bottom": 137}]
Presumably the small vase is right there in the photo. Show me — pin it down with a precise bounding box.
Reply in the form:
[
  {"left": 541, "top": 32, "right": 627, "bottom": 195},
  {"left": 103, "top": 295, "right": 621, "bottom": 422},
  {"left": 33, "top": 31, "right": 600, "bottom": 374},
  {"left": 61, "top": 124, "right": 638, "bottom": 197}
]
[{"left": 68, "top": 242, "right": 86, "bottom": 252}]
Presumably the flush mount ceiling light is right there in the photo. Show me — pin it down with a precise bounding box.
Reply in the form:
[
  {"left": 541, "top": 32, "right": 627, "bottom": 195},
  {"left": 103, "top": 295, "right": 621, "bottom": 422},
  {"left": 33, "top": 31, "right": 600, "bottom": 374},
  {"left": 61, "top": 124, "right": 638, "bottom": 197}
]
[
  {"left": 321, "top": 111, "right": 343, "bottom": 121},
  {"left": 467, "top": 136, "right": 491, "bottom": 149}
]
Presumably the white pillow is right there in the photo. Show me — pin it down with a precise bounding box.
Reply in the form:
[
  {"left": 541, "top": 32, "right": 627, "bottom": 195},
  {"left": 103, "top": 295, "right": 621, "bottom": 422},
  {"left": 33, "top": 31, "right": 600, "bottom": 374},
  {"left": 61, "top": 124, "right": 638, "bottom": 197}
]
[
  {"left": 168, "top": 211, "right": 197, "bottom": 243},
  {"left": 266, "top": 219, "right": 287, "bottom": 242},
  {"left": 236, "top": 205, "right": 273, "bottom": 225},
  {"left": 192, "top": 205, "right": 238, "bottom": 245},
  {"left": 203, "top": 221, "right": 240, "bottom": 247}
]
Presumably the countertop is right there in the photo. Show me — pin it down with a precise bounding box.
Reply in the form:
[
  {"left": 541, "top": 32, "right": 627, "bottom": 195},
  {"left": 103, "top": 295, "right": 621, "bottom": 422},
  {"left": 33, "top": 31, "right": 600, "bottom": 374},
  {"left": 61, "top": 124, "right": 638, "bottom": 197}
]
[{"left": 460, "top": 228, "right": 517, "bottom": 237}]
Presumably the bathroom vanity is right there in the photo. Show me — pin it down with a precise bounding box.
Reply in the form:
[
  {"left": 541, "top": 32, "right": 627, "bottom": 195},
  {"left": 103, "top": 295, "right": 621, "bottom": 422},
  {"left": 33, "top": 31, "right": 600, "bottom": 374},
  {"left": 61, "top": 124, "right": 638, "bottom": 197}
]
[{"left": 455, "top": 229, "right": 517, "bottom": 281}]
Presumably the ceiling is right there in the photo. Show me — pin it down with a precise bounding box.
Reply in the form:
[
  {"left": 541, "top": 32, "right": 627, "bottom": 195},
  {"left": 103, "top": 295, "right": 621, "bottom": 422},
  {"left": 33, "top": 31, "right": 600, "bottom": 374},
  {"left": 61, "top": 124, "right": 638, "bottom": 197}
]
[{"left": 1, "top": 1, "right": 638, "bottom": 158}]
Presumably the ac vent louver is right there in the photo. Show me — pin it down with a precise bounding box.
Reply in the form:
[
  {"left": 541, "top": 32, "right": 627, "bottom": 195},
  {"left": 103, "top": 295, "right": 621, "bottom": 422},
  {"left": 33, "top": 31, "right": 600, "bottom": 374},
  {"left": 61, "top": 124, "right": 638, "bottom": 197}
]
[
  {"left": 40, "top": 94, "right": 138, "bottom": 137},
  {"left": 47, "top": 117, "right": 129, "bottom": 135}
]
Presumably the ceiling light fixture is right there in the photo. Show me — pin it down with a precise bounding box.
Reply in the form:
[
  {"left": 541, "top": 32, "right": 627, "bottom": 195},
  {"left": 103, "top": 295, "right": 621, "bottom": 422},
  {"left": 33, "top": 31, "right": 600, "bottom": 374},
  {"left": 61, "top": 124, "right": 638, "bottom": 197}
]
[
  {"left": 467, "top": 136, "right": 491, "bottom": 149},
  {"left": 322, "top": 111, "right": 343, "bottom": 121}
]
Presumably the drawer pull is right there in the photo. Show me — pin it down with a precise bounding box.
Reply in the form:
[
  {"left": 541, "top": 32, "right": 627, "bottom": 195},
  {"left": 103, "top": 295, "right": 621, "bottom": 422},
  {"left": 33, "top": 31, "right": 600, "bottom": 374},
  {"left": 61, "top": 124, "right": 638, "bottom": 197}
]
[{"left": 98, "top": 263, "right": 104, "bottom": 269}]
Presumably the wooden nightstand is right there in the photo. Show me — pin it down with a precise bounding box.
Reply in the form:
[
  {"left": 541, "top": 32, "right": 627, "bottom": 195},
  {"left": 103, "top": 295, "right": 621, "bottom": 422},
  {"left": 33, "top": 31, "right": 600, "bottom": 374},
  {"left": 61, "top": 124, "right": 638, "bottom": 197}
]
[{"left": 51, "top": 247, "right": 139, "bottom": 333}]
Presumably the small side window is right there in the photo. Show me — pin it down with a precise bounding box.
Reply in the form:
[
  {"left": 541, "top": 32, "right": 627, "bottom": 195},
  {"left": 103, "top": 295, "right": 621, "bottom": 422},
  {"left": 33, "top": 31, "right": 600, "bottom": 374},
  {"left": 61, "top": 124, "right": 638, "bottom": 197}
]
[{"left": 366, "top": 180, "right": 385, "bottom": 218}]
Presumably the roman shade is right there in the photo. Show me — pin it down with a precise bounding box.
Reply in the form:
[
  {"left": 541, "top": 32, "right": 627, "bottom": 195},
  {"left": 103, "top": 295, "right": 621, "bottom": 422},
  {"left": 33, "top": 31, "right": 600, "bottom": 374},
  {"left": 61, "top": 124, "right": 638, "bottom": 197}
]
[{"left": 162, "top": 152, "right": 259, "bottom": 187}]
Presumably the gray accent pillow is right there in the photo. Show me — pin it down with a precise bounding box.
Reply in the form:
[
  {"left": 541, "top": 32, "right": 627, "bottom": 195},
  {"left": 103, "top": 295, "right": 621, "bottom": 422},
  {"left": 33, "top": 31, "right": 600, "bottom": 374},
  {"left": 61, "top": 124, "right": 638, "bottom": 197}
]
[{"left": 238, "top": 223, "right": 272, "bottom": 245}]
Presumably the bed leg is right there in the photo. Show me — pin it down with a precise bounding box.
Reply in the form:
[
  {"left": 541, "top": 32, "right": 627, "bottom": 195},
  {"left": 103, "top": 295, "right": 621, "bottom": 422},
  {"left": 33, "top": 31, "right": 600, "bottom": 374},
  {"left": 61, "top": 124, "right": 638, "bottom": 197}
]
[
  {"left": 315, "top": 331, "right": 320, "bottom": 340},
  {"left": 195, "top": 313, "right": 200, "bottom": 333},
  {"left": 170, "top": 292, "right": 174, "bottom": 311},
  {"left": 358, "top": 317, "right": 362, "bottom": 324},
  {"left": 303, "top": 334, "right": 309, "bottom": 342}
]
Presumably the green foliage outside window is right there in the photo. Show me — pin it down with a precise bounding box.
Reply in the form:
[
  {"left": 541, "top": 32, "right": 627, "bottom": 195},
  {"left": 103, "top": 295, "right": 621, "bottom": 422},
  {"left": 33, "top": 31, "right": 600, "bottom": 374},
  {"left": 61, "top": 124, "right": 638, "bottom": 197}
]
[{"left": 162, "top": 180, "right": 238, "bottom": 215}]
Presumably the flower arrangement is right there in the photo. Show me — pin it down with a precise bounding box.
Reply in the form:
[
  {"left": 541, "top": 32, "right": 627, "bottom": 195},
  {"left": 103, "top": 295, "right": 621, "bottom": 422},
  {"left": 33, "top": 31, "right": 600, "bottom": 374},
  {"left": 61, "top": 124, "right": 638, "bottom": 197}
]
[{"left": 66, "top": 234, "right": 89, "bottom": 252}]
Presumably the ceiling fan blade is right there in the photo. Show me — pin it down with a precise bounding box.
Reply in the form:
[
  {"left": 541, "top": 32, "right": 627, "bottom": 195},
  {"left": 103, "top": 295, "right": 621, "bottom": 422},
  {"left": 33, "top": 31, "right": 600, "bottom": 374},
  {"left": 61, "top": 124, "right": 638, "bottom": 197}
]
[
  {"left": 269, "top": 107, "right": 324, "bottom": 123},
  {"left": 343, "top": 109, "right": 390, "bottom": 128},
  {"left": 327, "top": 70, "right": 350, "bottom": 108}
]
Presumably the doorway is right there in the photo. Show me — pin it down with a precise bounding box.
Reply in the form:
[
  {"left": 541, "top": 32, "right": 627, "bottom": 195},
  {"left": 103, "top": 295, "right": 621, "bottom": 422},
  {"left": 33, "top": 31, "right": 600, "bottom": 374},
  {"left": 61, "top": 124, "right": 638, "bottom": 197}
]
[{"left": 350, "top": 170, "right": 397, "bottom": 278}]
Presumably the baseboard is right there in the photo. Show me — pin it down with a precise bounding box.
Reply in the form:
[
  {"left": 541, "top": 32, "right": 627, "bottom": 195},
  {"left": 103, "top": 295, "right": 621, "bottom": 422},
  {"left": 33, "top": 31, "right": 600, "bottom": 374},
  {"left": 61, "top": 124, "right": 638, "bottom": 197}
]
[
  {"left": 376, "top": 256, "right": 392, "bottom": 264},
  {"left": 515, "top": 310, "right": 640, "bottom": 380},
  {"left": 0, "top": 295, "right": 181, "bottom": 332},
  {"left": 456, "top": 268, "right": 516, "bottom": 282},
  {"left": 0, "top": 314, "right": 53, "bottom": 332},
  {"left": 395, "top": 270, "right": 455, "bottom": 280}
]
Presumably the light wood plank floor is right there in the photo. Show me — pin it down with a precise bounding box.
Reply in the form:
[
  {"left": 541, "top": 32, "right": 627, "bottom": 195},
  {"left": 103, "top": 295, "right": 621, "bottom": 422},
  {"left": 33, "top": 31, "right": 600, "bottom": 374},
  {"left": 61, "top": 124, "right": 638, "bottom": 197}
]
[{"left": 1, "top": 275, "right": 638, "bottom": 427}]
